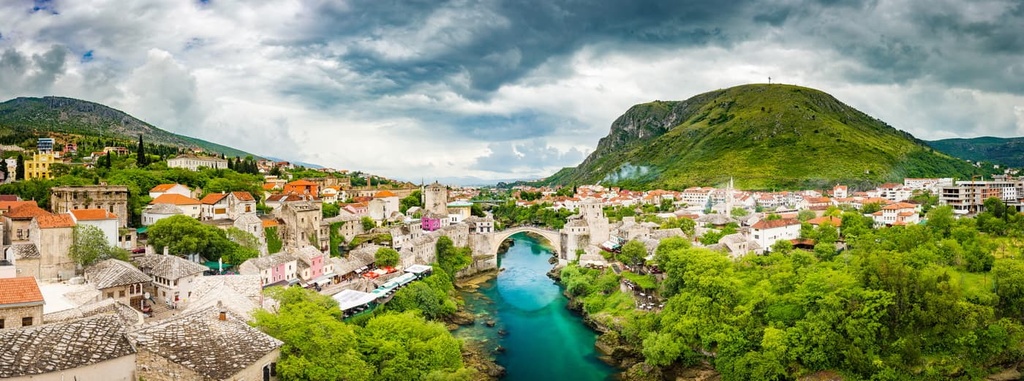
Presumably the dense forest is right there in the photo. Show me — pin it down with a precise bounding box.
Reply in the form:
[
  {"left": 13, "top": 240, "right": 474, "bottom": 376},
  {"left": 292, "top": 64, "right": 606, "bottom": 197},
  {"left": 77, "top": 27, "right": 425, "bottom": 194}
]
[{"left": 563, "top": 202, "right": 1024, "bottom": 380}]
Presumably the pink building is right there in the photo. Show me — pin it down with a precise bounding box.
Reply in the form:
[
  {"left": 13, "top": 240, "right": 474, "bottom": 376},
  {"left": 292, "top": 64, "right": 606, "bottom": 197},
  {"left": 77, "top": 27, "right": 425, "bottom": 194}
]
[
  {"left": 421, "top": 216, "right": 441, "bottom": 231},
  {"left": 239, "top": 252, "right": 298, "bottom": 287}
]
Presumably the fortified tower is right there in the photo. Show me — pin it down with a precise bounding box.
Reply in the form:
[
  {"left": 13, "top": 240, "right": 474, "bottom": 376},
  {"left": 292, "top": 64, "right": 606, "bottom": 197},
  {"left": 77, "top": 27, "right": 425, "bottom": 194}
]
[{"left": 423, "top": 181, "right": 448, "bottom": 215}]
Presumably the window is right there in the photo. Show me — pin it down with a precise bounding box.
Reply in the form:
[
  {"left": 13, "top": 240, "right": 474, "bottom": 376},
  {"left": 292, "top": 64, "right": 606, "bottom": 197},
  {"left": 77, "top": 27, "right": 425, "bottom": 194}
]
[
  {"left": 22, "top": 317, "right": 32, "bottom": 326},
  {"left": 107, "top": 292, "right": 114, "bottom": 299},
  {"left": 0, "top": 318, "right": 4, "bottom": 329},
  {"left": 119, "top": 290, "right": 125, "bottom": 298}
]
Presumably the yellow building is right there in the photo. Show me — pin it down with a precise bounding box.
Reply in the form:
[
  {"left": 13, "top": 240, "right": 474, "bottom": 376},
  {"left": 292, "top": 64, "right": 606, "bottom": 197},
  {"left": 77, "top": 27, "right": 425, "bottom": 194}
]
[{"left": 25, "top": 152, "right": 56, "bottom": 180}]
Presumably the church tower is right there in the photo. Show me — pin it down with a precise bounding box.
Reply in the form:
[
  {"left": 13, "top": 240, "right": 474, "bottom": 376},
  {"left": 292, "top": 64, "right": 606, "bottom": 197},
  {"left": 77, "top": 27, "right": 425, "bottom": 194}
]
[{"left": 423, "top": 181, "right": 448, "bottom": 215}]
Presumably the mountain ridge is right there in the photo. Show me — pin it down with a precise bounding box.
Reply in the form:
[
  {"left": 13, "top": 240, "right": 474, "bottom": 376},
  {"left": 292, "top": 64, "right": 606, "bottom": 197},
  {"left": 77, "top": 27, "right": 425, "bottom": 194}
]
[
  {"left": 542, "top": 84, "right": 991, "bottom": 190},
  {"left": 926, "top": 136, "right": 1024, "bottom": 168},
  {"left": 0, "top": 96, "right": 257, "bottom": 158}
]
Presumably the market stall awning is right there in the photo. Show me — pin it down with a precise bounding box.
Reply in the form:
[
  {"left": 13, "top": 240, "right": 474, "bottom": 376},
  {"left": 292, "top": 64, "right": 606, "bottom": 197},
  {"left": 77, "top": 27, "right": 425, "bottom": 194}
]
[{"left": 332, "top": 289, "right": 378, "bottom": 311}]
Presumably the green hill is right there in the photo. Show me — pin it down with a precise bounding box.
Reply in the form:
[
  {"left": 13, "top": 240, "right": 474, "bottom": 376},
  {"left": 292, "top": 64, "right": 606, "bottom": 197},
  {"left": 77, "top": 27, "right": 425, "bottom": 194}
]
[
  {"left": 927, "top": 137, "right": 1024, "bottom": 168},
  {"left": 0, "top": 96, "right": 257, "bottom": 158},
  {"left": 543, "top": 84, "right": 991, "bottom": 190}
]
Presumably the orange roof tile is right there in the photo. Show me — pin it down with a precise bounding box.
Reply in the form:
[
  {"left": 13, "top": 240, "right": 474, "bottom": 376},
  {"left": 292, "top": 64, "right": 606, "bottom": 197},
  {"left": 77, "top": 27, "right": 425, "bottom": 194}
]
[
  {"left": 36, "top": 213, "right": 75, "bottom": 229},
  {"left": 70, "top": 209, "right": 117, "bottom": 221},
  {"left": 261, "top": 218, "right": 279, "bottom": 228},
  {"left": 0, "top": 277, "right": 44, "bottom": 306},
  {"left": 200, "top": 193, "right": 228, "bottom": 205},
  {"left": 374, "top": 190, "right": 397, "bottom": 198},
  {"left": 883, "top": 202, "right": 917, "bottom": 210},
  {"left": 150, "top": 193, "right": 201, "bottom": 206},
  {"left": 0, "top": 200, "right": 34, "bottom": 211},
  {"left": 6, "top": 204, "right": 52, "bottom": 219},
  {"left": 286, "top": 180, "right": 317, "bottom": 186},
  {"left": 807, "top": 216, "right": 842, "bottom": 226},
  {"left": 149, "top": 183, "right": 179, "bottom": 192},
  {"left": 231, "top": 192, "right": 255, "bottom": 202},
  {"left": 262, "top": 183, "right": 277, "bottom": 190},
  {"left": 751, "top": 218, "right": 801, "bottom": 230}
]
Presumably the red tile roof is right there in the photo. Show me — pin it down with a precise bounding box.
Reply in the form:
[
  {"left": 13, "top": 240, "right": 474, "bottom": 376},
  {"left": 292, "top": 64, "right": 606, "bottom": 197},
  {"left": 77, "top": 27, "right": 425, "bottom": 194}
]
[
  {"left": 0, "top": 200, "right": 34, "bottom": 212},
  {"left": 70, "top": 209, "right": 117, "bottom": 221},
  {"left": 6, "top": 204, "right": 52, "bottom": 219},
  {"left": 200, "top": 193, "right": 228, "bottom": 205},
  {"left": 0, "top": 277, "right": 44, "bottom": 306},
  {"left": 231, "top": 192, "right": 255, "bottom": 202},
  {"left": 807, "top": 216, "right": 842, "bottom": 226},
  {"left": 262, "top": 183, "right": 277, "bottom": 190},
  {"left": 37, "top": 213, "right": 76, "bottom": 228},
  {"left": 883, "top": 202, "right": 917, "bottom": 210},
  {"left": 374, "top": 190, "right": 397, "bottom": 198},
  {"left": 751, "top": 218, "right": 801, "bottom": 230},
  {"left": 261, "top": 218, "right": 279, "bottom": 228},
  {"left": 151, "top": 194, "right": 201, "bottom": 206},
  {"left": 149, "top": 183, "right": 180, "bottom": 192},
  {"left": 286, "top": 180, "right": 317, "bottom": 186}
]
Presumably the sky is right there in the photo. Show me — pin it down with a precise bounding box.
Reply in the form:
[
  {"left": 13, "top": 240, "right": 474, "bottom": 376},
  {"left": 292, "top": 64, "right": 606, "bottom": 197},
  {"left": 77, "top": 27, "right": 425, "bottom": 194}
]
[{"left": 1, "top": 0, "right": 1023, "bottom": 185}]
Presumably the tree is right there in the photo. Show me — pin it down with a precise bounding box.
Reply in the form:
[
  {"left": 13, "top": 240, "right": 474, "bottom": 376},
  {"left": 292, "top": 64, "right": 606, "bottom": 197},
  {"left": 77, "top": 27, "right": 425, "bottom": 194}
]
[
  {"left": 731, "top": 207, "right": 749, "bottom": 217},
  {"left": 797, "top": 209, "right": 817, "bottom": 221},
  {"left": 375, "top": 247, "right": 400, "bottom": 268},
  {"left": 0, "top": 158, "right": 7, "bottom": 182},
  {"left": 618, "top": 240, "right": 648, "bottom": 268},
  {"left": 252, "top": 287, "right": 374, "bottom": 380},
  {"left": 136, "top": 134, "right": 147, "bottom": 167},
  {"left": 927, "top": 206, "right": 954, "bottom": 238},
  {"left": 765, "top": 213, "right": 782, "bottom": 221},
  {"left": 357, "top": 312, "right": 471, "bottom": 380},
  {"left": 265, "top": 227, "right": 283, "bottom": 254},
  {"left": 435, "top": 236, "right": 471, "bottom": 278},
  {"left": 69, "top": 225, "right": 128, "bottom": 268},
  {"left": 147, "top": 215, "right": 235, "bottom": 260},
  {"left": 322, "top": 202, "right": 340, "bottom": 218},
  {"left": 15, "top": 154, "right": 24, "bottom": 180},
  {"left": 361, "top": 216, "right": 376, "bottom": 231}
]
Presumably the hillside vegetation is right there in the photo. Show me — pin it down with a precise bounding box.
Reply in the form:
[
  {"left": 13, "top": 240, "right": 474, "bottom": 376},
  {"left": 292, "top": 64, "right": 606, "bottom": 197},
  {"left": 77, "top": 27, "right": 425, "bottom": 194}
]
[
  {"left": 928, "top": 136, "right": 1024, "bottom": 168},
  {"left": 0, "top": 96, "right": 255, "bottom": 158},
  {"left": 545, "top": 84, "right": 990, "bottom": 190}
]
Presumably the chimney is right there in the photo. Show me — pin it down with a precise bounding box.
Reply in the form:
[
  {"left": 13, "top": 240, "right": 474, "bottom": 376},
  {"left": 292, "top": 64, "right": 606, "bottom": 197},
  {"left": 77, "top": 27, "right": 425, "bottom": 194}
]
[
  {"left": 163, "top": 246, "right": 169, "bottom": 256},
  {"left": 217, "top": 301, "right": 227, "bottom": 321}
]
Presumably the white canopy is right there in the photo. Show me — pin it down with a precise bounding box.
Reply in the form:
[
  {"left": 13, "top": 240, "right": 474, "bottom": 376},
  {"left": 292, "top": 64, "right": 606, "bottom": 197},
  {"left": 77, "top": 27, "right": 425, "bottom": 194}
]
[{"left": 332, "top": 289, "right": 377, "bottom": 311}]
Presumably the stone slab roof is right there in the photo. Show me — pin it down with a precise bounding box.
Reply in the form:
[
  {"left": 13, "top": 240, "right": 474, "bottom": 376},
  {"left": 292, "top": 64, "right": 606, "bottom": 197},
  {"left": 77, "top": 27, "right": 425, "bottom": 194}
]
[
  {"left": 0, "top": 315, "right": 136, "bottom": 378},
  {"left": 130, "top": 306, "right": 282, "bottom": 380},
  {"left": 0, "top": 276, "right": 44, "bottom": 306},
  {"left": 184, "top": 275, "right": 266, "bottom": 318},
  {"left": 145, "top": 203, "right": 184, "bottom": 215},
  {"left": 6, "top": 243, "right": 40, "bottom": 259},
  {"left": 86, "top": 258, "right": 152, "bottom": 289},
  {"left": 242, "top": 252, "right": 296, "bottom": 271},
  {"left": 43, "top": 298, "right": 143, "bottom": 328},
  {"left": 134, "top": 255, "right": 207, "bottom": 280}
]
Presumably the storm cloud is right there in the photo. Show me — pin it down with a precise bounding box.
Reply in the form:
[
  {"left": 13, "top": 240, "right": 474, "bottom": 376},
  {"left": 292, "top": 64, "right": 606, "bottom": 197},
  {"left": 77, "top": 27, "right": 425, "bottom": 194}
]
[{"left": 0, "top": 0, "right": 1022, "bottom": 183}]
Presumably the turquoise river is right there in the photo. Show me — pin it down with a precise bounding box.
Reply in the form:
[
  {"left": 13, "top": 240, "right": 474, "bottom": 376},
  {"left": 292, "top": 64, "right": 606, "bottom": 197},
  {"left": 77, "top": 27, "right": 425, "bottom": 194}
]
[{"left": 456, "top": 233, "right": 617, "bottom": 380}]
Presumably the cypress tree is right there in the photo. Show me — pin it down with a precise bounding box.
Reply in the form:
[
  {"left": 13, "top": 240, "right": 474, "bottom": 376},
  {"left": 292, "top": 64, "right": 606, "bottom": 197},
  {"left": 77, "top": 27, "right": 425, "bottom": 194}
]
[
  {"left": 15, "top": 154, "right": 24, "bottom": 180},
  {"left": 0, "top": 158, "right": 7, "bottom": 182},
  {"left": 136, "top": 134, "right": 147, "bottom": 166}
]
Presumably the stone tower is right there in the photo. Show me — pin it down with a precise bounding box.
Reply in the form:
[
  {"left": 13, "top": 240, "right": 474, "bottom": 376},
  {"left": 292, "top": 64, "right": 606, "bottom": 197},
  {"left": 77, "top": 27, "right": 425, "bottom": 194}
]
[{"left": 423, "top": 181, "right": 448, "bottom": 215}]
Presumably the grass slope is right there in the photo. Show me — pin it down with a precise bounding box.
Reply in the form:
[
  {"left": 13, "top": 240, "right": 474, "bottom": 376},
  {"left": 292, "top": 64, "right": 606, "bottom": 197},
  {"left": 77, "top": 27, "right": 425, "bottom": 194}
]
[
  {"left": 547, "top": 84, "right": 989, "bottom": 190},
  {"left": 927, "top": 137, "right": 1024, "bottom": 168},
  {"left": 0, "top": 96, "right": 257, "bottom": 158}
]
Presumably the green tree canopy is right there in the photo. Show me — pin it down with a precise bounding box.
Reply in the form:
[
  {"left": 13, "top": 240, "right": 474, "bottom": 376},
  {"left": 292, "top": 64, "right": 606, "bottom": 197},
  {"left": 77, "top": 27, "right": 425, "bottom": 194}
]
[
  {"left": 374, "top": 247, "right": 401, "bottom": 268},
  {"left": 69, "top": 225, "right": 128, "bottom": 268},
  {"left": 147, "top": 215, "right": 235, "bottom": 261},
  {"left": 617, "top": 240, "right": 648, "bottom": 268}
]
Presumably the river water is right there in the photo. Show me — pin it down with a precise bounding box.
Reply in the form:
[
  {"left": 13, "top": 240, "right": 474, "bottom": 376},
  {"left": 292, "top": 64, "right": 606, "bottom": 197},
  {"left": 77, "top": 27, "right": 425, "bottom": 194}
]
[{"left": 457, "top": 233, "right": 617, "bottom": 380}]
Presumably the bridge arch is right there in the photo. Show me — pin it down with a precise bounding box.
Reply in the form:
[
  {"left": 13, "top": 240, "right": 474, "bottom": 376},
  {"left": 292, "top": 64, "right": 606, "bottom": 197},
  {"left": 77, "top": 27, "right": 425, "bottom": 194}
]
[{"left": 491, "top": 226, "right": 561, "bottom": 255}]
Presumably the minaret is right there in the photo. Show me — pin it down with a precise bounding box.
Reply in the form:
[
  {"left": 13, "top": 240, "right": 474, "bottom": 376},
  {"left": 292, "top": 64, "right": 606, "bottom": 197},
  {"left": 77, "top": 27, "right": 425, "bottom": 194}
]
[{"left": 725, "top": 177, "right": 734, "bottom": 213}]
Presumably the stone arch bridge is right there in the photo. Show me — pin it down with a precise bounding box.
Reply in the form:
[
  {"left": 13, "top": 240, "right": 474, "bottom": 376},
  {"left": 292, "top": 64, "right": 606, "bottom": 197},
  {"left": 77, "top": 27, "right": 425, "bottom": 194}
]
[{"left": 488, "top": 226, "right": 560, "bottom": 255}]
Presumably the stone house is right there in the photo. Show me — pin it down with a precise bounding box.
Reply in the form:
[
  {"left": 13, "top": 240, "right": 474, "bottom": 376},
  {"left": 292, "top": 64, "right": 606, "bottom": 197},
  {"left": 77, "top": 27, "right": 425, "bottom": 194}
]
[
  {"left": 141, "top": 203, "right": 184, "bottom": 226},
  {"left": 29, "top": 213, "right": 75, "bottom": 281},
  {"left": 149, "top": 194, "right": 202, "bottom": 219},
  {"left": 148, "top": 183, "right": 192, "bottom": 199},
  {"left": 4, "top": 244, "right": 40, "bottom": 279},
  {"left": 85, "top": 259, "right": 151, "bottom": 310},
  {"left": 167, "top": 154, "right": 228, "bottom": 171},
  {"left": 275, "top": 199, "right": 326, "bottom": 250},
  {"left": 2, "top": 203, "right": 49, "bottom": 245},
  {"left": 289, "top": 246, "right": 334, "bottom": 287},
  {"left": 133, "top": 254, "right": 207, "bottom": 306},
  {"left": 239, "top": 251, "right": 299, "bottom": 287},
  {"left": 0, "top": 315, "right": 137, "bottom": 380},
  {"left": 50, "top": 185, "right": 130, "bottom": 228},
  {"left": 69, "top": 209, "right": 119, "bottom": 248},
  {"left": 131, "top": 305, "right": 282, "bottom": 381},
  {"left": 0, "top": 276, "right": 44, "bottom": 329},
  {"left": 200, "top": 191, "right": 257, "bottom": 221}
]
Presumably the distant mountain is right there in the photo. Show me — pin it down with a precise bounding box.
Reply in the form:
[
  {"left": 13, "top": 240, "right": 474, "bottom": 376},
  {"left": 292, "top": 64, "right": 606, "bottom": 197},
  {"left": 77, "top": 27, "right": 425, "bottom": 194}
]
[
  {"left": 542, "top": 84, "right": 991, "bottom": 190},
  {"left": 263, "top": 156, "right": 323, "bottom": 169},
  {"left": 0, "top": 96, "right": 257, "bottom": 158},
  {"left": 927, "top": 137, "right": 1024, "bottom": 168}
]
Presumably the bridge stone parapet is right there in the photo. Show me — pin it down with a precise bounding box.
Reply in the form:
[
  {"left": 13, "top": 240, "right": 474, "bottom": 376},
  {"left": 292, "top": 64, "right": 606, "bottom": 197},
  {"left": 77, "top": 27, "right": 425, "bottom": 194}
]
[{"left": 488, "top": 226, "right": 561, "bottom": 255}]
